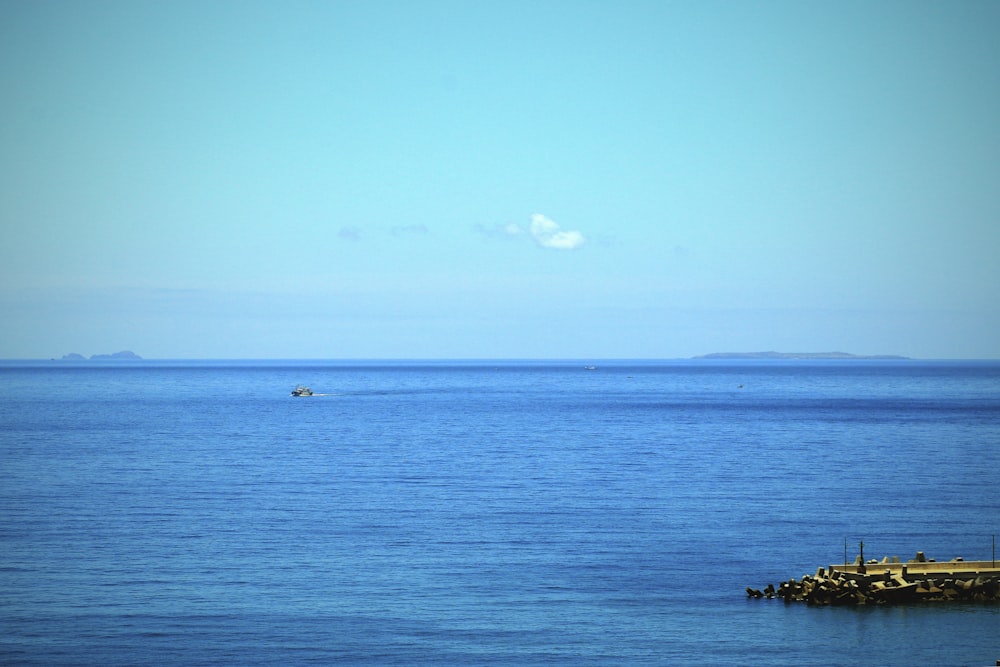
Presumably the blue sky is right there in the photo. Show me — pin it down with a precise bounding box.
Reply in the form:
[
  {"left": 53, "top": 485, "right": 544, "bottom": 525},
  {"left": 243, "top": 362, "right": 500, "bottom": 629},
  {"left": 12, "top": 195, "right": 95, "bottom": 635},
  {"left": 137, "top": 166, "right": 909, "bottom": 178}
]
[{"left": 2, "top": 0, "right": 998, "bottom": 359}]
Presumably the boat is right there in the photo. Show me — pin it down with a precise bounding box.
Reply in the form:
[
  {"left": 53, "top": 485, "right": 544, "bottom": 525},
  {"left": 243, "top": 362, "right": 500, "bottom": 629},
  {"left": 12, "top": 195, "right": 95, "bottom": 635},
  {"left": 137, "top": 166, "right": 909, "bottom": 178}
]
[{"left": 290, "top": 385, "right": 314, "bottom": 397}]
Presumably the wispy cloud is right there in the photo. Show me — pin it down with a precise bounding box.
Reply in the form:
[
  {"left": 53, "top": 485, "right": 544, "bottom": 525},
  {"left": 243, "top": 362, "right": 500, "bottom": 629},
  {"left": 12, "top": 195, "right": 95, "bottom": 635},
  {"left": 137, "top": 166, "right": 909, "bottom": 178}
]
[
  {"left": 487, "top": 214, "right": 586, "bottom": 250},
  {"left": 338, "top": 226, "right": 362, "bottom": 241},
  {"left": 475, "top": 222, "right": 522, "bottom": 239},
  {"left": 391, "top": 224, "right": 430, "bottom": 236},
  {"left": 338, "top": 224, "right": 430, "bottom": 241}
]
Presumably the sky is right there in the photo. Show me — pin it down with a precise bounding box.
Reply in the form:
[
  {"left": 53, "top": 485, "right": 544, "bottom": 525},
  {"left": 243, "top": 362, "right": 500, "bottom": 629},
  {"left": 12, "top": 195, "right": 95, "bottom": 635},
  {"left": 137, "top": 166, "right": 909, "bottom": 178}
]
[{"left": 2, "top": 0, "right": 999, "bottom": 359}]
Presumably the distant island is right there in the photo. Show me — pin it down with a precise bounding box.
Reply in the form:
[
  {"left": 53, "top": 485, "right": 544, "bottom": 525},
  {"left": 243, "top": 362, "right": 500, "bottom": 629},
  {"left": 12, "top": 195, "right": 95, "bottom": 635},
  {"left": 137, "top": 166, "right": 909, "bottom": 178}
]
[
  {"left": 60, "top": 351, "right": 143, "bottom": 361},
  {"left": 693, "top": 351, "right": 909, "bottom": 360}
]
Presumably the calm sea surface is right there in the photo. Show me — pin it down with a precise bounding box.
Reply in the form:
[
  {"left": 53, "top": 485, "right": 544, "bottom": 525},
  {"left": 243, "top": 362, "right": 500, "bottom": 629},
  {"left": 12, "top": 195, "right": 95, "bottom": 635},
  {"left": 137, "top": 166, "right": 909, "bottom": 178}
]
[{"left": 1, "top": 360, "right": 998, "bottom": 666}]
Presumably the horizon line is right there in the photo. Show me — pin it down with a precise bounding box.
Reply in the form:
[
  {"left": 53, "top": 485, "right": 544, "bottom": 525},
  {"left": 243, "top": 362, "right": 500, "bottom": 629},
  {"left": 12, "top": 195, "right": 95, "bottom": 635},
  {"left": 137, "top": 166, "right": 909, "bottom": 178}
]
[{"left": 5, "top": 356, "right": 1000, "bottom": 363}]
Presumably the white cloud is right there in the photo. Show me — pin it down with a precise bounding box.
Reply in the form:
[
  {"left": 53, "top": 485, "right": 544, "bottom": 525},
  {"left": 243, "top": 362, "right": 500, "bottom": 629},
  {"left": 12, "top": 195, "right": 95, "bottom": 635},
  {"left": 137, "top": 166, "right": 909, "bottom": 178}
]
[
  {"left": 476, "top": 215, "right": 586, "bottom": 250},
  {"left": 528, "top": 214, "right": 586, "bottom": 250}
]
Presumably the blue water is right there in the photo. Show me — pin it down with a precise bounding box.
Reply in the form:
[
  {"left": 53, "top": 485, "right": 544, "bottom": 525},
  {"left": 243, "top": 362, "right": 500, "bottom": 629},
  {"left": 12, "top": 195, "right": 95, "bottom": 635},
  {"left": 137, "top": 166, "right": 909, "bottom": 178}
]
[{"left": 1, "top": 360, "right": 998, "bottom": 666}]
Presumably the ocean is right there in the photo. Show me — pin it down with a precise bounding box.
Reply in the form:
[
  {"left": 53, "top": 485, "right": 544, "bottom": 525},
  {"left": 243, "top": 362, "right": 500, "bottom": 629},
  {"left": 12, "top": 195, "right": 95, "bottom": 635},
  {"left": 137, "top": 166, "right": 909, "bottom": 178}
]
[{"left": 1, "top": 360, "right": 998, "bottom": 666}]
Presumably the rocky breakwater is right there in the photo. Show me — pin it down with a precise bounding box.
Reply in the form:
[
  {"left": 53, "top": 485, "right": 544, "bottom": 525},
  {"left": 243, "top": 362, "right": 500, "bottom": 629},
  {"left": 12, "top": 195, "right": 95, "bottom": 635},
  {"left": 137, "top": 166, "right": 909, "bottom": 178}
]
[{"left": 747, "top": 552, "right": 1000, "bottom": 606}]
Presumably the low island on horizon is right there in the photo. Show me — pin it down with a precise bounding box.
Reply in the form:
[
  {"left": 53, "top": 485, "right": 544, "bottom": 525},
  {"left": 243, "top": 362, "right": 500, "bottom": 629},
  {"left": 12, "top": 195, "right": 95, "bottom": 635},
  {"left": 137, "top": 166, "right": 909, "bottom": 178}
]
[
  {"left": 693, "top": 351, "right": 910, "bottom": 360},
  {"left": 60, "top": 351, "right": 143, "bottom": 361}
]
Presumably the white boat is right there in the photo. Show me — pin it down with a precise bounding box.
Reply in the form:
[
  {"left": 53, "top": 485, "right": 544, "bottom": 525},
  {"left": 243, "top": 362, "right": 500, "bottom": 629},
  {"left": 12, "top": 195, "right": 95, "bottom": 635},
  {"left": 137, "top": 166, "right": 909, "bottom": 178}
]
[{"left": 290, "top": 385, "right": 314, "bottom": 397}]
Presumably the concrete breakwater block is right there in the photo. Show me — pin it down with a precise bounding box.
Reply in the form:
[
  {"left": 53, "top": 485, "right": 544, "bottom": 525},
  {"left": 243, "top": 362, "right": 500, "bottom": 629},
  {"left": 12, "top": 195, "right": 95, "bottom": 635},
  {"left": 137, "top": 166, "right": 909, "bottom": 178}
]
[{"left": 748, "top": 552, "right": 1000, "bottom": 606}]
